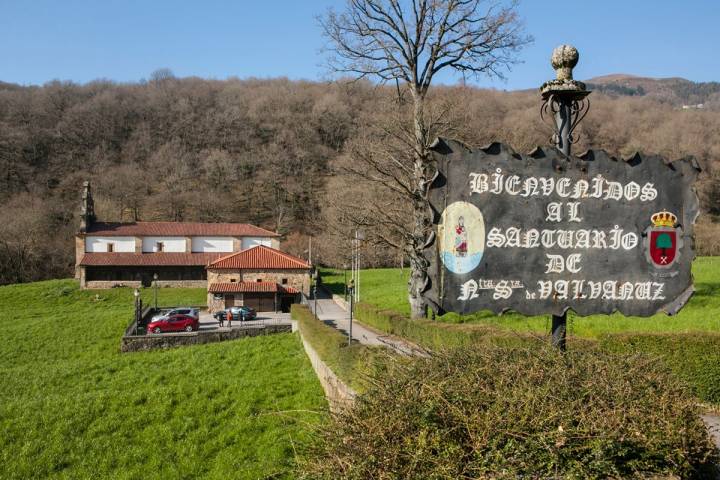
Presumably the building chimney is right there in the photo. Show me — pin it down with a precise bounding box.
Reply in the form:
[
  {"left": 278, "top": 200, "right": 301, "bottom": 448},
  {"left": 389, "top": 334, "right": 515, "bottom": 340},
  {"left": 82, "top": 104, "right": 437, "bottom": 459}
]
[{"left": 79, "top": 181, "right": 96, "bottom": 233}]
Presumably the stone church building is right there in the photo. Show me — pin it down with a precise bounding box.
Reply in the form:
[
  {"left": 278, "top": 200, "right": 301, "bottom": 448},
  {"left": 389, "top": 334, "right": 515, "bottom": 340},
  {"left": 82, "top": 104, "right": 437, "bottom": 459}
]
[{"left": 74, "top": 182, "right": 312, "bottom": 306}]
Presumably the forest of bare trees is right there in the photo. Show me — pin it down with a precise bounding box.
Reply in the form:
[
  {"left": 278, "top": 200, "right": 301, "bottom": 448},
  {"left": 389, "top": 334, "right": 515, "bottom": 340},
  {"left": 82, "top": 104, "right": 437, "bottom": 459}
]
[{"left": 1, "top": 74, "right": 719, "bottom": 284}]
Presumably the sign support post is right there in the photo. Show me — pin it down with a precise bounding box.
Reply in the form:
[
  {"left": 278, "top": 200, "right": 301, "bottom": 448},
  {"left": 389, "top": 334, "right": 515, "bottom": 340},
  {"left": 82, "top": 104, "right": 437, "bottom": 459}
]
[{"left": 540, "top": 45, "right": 591, "bottom": 351}]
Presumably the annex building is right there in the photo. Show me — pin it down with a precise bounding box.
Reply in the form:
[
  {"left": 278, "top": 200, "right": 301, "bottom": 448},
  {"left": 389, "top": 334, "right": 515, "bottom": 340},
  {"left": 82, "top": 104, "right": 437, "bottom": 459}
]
[{"left": 206, "top": 245, "right": 311, "bottom": 313}]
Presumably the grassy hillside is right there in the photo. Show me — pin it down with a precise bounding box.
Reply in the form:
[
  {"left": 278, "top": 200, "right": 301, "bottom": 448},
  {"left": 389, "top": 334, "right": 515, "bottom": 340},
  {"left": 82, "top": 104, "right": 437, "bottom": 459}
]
[
  {"left": 0, "top": 280, "right": 326, "bottom": 479},
  {"left": 322, "top": 256, "right": 720, "bottom": 338}
]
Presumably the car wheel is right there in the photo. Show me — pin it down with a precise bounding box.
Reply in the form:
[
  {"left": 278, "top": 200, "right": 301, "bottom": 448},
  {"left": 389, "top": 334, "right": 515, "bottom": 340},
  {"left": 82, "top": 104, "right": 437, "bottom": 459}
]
[
  {"left": 153, "top": 327, "right": 161, "bottom": 334},
  {"left": 185, "top": 325, "right": 193, "bottom": 332}
]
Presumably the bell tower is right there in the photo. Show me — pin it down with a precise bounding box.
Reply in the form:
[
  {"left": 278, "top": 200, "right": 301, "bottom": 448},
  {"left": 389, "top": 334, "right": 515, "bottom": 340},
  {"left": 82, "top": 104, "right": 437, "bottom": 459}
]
[{"left": 79, "top": 181, "right": 96, "bottom": 233}]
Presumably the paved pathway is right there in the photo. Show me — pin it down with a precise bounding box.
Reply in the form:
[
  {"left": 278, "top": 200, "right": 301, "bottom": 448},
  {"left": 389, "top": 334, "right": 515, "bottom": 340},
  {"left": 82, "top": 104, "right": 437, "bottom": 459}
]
[
  {"left": 198, "top": 311, "right": 292, "bottom": 332},
  {"left": 309, "top": 289, "right": 428, "bottom": 357},
  {"left": 703, "top": 414, "right": 720, "bottom": 451}
]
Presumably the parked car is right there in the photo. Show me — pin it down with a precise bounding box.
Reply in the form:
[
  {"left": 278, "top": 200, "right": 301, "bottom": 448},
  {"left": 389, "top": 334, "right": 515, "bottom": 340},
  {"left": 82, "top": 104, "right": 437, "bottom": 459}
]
[
  {"left": 151, "top": 307, "right": 199, "bottom": 323},
  {"left": 147, "top": 314, "right": 199, "bottom": 334},
  {"left": 213, "top": 306, "right": 256, "bottom": 322}
]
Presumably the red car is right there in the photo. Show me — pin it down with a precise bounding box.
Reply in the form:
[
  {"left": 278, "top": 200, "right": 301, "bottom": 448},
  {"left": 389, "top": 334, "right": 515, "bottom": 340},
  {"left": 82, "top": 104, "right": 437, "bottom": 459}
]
[{"left": 146, "top": 314, "right": 199, "bottom": 334}]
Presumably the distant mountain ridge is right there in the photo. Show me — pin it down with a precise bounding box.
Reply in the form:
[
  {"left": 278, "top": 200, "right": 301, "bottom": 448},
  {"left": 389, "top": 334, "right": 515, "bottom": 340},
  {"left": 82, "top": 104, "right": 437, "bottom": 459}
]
[{"left": 585, "top": 74, "right": 720, "bottom": 107}]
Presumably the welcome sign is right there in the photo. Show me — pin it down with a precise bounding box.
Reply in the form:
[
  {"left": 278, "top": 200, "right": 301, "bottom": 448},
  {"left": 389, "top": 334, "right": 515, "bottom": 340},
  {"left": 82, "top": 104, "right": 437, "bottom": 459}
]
[{"left": 422, "top": 139, "right": 700, "bottom": 317}]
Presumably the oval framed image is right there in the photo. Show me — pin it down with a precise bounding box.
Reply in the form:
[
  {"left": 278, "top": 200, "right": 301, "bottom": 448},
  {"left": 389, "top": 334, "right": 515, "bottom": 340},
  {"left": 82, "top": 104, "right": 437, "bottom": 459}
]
[{"left": 438, "top": 201, "right": 485, "bottom": 274}]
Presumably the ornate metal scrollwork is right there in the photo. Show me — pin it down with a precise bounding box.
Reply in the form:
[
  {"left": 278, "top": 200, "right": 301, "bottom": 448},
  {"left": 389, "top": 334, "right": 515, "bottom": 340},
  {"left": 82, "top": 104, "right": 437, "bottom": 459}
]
[{"left": 540, "top": 93, "right": 591, "bottom": 146}]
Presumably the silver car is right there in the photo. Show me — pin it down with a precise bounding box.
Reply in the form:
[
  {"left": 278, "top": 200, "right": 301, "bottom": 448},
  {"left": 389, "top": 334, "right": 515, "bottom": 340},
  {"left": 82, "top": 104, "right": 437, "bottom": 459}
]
[{"left": 151, "top": 307, "right": 199, "bottom": 323}]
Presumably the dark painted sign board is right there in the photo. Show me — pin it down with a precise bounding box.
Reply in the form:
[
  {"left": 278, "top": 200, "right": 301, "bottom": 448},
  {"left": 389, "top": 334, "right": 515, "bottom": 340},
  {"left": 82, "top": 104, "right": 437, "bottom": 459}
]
[{"left": 422, "top": 139, "right": 700, "bottom": 317}]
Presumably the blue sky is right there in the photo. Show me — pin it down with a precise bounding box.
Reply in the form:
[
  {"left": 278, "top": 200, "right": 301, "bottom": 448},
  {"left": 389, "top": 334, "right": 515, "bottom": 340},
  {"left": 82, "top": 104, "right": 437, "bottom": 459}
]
[{"left": 1, "top": 0, "right": 719, "bottom": 89}]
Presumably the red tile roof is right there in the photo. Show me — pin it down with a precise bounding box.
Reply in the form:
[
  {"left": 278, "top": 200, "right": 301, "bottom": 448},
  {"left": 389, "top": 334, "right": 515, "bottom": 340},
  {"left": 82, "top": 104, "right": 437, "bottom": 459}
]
[
  {"left": 209, "top": 282, "right": 299, "bottom": 294},
  {"left": 79, "top": 252, "right": 223, "bottom": 267},
  {"left": 208, "top": 245, "right": 310, "bottom": 270},
  {"left": 84, "top": 222, "right": 279, "bottom": 237}
]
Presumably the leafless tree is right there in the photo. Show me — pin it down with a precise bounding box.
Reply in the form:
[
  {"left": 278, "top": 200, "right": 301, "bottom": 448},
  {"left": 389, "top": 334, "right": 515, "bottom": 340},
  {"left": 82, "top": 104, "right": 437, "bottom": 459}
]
[{"left": 320, "top": 0, "right": 531, "bottom": 318}]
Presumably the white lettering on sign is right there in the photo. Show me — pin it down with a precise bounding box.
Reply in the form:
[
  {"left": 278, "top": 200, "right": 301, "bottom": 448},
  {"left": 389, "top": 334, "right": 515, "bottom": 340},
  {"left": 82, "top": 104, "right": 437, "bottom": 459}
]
[
  {"left": 458, "top": 279, "right": 525, "bottom": 301},
  {"left": 469, "top": 170, "right": 658, "bottom": 203},
  {"left": 484, "top": 227, "right": 639, "bottom": 251},
  {"left": 458, "top": 279, "right": 666, "bottom": 303}
]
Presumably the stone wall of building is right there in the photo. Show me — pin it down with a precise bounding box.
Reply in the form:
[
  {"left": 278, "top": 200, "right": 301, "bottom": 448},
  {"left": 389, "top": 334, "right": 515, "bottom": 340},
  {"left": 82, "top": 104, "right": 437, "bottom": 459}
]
[
  {"left": 206, "top": 269, "right": 310, "bottom": 295},
  {"left": 207, "top": 270, "right": 241, "bottom": 284},
  {"left": 75, "top": 237, "right": 85, "bottom": 279},
  {"left": 207, "top": 291, "right": 234, "bottom": 311},
  {"left": 242, "top": 269, "right": 310, "bottom": 295}
]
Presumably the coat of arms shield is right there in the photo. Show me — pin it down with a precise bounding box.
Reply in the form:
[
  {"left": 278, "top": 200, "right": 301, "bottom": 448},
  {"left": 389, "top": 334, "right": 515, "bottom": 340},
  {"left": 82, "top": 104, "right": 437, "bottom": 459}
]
[{"left": 645, "top": 211, "right": 682, "bottom": 269}]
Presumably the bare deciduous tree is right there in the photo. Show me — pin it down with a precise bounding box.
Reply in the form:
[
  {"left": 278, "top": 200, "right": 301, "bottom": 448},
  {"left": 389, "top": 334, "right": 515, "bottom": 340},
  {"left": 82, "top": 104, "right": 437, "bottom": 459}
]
[{"left": 320, "top": 0, "right": 531, "bottom": 318}]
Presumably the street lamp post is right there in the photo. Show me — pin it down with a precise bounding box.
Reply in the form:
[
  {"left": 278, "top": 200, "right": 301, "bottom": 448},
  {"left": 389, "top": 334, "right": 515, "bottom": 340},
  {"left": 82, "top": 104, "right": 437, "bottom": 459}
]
[
  {"left": 343, "top": 264, "right": 348, "bottom": 301},
  {"left": 133, "top": 288, "right": 141, "bottom": 336},
  {"left": 347, "top": 279, "right": 355, "bottom": 346},
  {"left": 540, "top": 45, "right": 591, "bottom": 351},
  {"left": 153, "top": 273, "right": 159, "bottom": 311}
]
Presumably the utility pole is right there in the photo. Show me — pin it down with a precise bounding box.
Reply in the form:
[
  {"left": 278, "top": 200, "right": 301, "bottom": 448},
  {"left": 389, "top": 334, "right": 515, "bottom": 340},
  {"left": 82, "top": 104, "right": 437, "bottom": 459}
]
[
  {"left": 313, "top": 270, "right": 318, "bottom": 320},
  {"left": 540, "top": 45, "right": 591, "bottom": 351},
  {"left": 347, "top": 279, "right": 354, "bottom": 346}
]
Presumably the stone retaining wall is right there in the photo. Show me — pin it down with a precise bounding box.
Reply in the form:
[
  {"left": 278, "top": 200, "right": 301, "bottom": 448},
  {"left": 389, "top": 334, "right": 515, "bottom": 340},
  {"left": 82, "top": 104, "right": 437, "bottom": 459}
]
[
  {"left": 121, "top": 324, "right": 291, "bottom": 352},
  {"left": 332, "top": 294, "right": 349, "bottom": 311},
  {"left": 297, "top": 328, "right": 357, "bottom": 412}
]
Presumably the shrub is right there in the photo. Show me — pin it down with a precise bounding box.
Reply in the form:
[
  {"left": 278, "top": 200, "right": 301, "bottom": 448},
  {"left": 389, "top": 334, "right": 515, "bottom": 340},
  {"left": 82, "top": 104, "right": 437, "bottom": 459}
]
[
  {"left": 291, "top": 304, "right": 387, "bottom": 391},
  {"left": 356, "top": 303, "right": 720, "bottom": 407},
  {"left": 299, "top": 345, "right": 719, "bottom": 479},
  {"left": 355, "top": 302, "right": 533, "bottom": 350},
  {"left": 600, "top": 333, "right": 720, "bottom": 406}
]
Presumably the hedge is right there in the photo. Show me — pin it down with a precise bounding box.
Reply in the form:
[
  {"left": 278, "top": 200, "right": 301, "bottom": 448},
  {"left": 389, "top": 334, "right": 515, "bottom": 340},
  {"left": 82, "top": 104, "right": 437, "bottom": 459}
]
[
  {"left": 300, "top": 345, "right": 719, "bottom": 479},
  {"left": 355, "top": 302, "right": 543, "bottom": 350},
  {"left": 291, "top": 304, "right": 387, "bottom": 391},
  {"left": 355, "top": 302, "right": 720, "bottom": 406},
  {"left": 600, "top": 333, "right": 720, "bottom": 406}
]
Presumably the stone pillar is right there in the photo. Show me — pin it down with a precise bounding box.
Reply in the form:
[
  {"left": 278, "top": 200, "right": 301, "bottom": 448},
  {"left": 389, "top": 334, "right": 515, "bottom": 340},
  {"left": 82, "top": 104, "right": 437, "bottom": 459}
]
[
  {"left": 186, "top": 237, "right": 193, "bottom": 253},
  {"left": 134, "top": 237, "right": 142, "bottom": 253},
  {"left": 78, "top": 266, "right": 87, "bottom": 288},
  {"left": 233, "top": 237, "right": 243, "bottom": 251},
  {"left": 75, "top": 236, "right": 86, "bottom": 279}
]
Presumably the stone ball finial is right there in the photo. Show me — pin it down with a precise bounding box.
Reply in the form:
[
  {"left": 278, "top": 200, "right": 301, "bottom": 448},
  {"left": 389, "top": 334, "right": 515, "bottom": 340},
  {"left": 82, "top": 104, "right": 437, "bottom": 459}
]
[{"left": 551, "top": 45, "right": 579, "bottom": 81}]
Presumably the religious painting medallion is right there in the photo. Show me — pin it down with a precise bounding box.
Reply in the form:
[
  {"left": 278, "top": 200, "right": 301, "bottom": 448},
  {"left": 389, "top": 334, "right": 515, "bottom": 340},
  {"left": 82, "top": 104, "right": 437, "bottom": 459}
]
[{"left": 438, "top": 201, "right": 485, "bottom": 274}]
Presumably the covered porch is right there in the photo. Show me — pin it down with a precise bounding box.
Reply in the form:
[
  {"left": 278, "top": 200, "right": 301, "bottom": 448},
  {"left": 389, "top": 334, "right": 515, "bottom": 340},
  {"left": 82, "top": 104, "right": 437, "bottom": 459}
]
[{"left": 208, "top": 281, "right": 300, "bottom": 313}]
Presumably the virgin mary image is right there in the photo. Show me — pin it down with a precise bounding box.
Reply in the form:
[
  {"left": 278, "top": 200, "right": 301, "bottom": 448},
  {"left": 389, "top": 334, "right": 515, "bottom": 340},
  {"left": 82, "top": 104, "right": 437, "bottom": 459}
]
[{"left": 454, "top": 216, "right": 468, "bottom": 257}]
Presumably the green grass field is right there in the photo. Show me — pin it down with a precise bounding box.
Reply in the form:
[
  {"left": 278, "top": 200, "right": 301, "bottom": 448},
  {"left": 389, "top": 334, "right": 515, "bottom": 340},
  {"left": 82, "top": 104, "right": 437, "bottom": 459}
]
[
  {"left": 322, "top": 256, "right": 720, "bottom": 338},
  {"left": 0, "top": 280, "right": 326, "bottom": 479}
]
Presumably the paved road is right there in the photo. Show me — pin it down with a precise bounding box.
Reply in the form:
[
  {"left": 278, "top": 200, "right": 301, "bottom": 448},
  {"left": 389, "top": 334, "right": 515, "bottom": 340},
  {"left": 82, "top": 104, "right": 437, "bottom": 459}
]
[
  {"left": 703, "top": 415, "right": 720, "bottom": 450},
  {"left": 309, "top": 289, "right": 428, "bottom": 356},
  {"left": 198, "top": 311, "right": 291, "bottom": 331}
]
